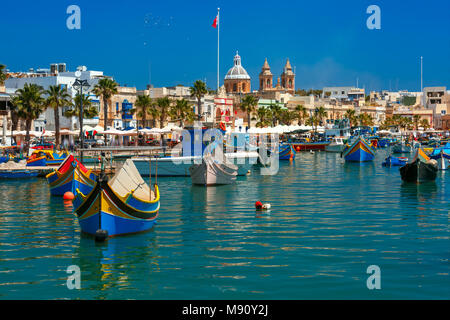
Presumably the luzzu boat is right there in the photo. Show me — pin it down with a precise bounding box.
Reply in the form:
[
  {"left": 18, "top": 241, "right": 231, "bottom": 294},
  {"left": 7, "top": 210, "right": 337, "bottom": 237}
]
[
  {"left": 279, "top": 143, "right": 296, "bottom": 160},
  {"left": 46, "top": 155, "right": 97, "bottom": 196},
  {"left": 400, "top": 148, "right": 438, "bottom": 183},
  {"left": 72, "top": 159, "right": 160, "bottom": 240},
  {"left": 342, "top": 136, "right": 375, "bottom": 162},
  {"left": 41, "top": 150, "right": 69, "bottom": 166},
  {"left": 26, "top": 151, "right": 47, "bottom": 167},
  {"left": 382, "top": 155, "right": 408, "bottom": 167},
  {"left": 428, "top": 143, "right": 450, "bottom": 170}
]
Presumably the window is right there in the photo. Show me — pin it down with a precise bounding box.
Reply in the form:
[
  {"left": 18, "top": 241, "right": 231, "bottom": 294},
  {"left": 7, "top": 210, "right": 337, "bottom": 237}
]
[
  {"left": 441, "top": 110, "right": 446, "bottom": 115},
  {"left": 242, "top": 83, "right": 246, "bottom": 92},
  {"left": 116, "top": 102, "right": 119, "bottom": 113},
  {"left": 233, "top": 83, "right": 237, "bottom": 92}
]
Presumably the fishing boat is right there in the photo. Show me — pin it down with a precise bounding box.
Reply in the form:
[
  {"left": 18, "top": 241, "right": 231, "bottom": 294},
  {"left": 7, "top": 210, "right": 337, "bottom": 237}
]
[
  {"left": 290, "top": 140, "right": 330, "bottom": 151},
  {"left": 26, "top": 151, "right": 47, "bottom": 167},
  {"left": 279, "top": 143, "right": 296, "bottom": 160},
  {"left": 429, "top": 149, "right": 450, "bottom": 170},
  {"left": 40, "top": 150, "right": 69, "bottom": 166},
  {"left": 400, "top": 148, "right": 438, "bottom": 183},
  {"left": 377, "top": 138, "right": 389, "bottom": 148},
  {"left": 0, "top": 155, "right": 9, "bottom": 164},
  {"left": 325, "top": 137, "right": 346, "bottom": 153},
  {"left": 392, "top": 141, "right": 413, "bottom": 153},
  {"left": 46, "top": 155, "right": 97, "bottom": 196},
  {"left": 189, "top": 155, "right": 238, "bottom": 186},
  {"left": 72, "top": 159, "right": 159, "bottom": 239},
  {"left": 342, "top": 136, "right": 375, "bottom": 162},
  {"left": 0, "top": 170, "right": 39, "bottom": 179},
  {"left": 382, "top": 155, "right": 408, "bottom": 167}
]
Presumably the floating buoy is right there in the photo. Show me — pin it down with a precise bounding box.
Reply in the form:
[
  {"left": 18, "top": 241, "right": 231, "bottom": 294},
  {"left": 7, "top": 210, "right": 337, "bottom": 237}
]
[
  {"left": 255, "top": 201, "right": 271, "bottom": 211},
  {"left": 63, "top": 191, "right": 75, "bottom": 201}
]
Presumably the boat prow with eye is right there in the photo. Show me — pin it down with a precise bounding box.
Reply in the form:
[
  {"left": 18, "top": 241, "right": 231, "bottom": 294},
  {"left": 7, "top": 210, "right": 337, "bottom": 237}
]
[{"left": 73, "top": 159, "right": 160, "bottom": 238}]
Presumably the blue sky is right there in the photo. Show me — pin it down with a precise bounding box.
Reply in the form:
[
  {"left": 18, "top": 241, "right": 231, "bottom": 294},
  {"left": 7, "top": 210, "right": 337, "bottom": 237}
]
[{"left": 1, "top": 0, "right": 449, "bottom": 92}]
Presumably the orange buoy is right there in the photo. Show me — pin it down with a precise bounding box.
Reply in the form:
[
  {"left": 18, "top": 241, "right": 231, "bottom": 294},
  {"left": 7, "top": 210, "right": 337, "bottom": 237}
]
[{"left": 63, "top": 191, "right": 75, "bottom": 201}]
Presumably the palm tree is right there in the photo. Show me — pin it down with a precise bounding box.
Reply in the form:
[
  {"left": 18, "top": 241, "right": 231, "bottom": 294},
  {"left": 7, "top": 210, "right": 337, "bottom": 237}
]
[
  {"left": 316, "top": 106, "right": 328, "bottom": 126},
  {"left": 45, "top": 85, "right": 71, "bottom": 149},
  {"left": 294, "top": 104, "right": 308, "bottom": 125},
  {"left": 93, "top": 78, "right": 118, "bottom": 136},
  {"left": 133, "top": 95, "right": 153, "bottom": 128},
  {"left": 412, "top": 114, "right": 421, "bottom": 130},
  {"left": 0, "top": 64, "right": 6, "bottom": 89},
  {"left": 169, "top": 98, "right": 194, "bottom": 127},
  {"left": 64, "top": 93, "right": 99, "bottom": 124},
  {"left": 240, "top": 95, "right": 258, "bottom": 128},
  {"left": 190, "top": 80, "right": 208, "bottom": 121},
  {"left": 268, "top": 104, "right": 283, "bottom": 127},
  {"left": 156, "top": 97, "right": 171, "bottom": 129},
  {"left": 14, "top": 84, "right": 45, "bottom": 153},
  {"left": 344, "top": 109, "right": 357, "bottom": 127},
  {"left": 256, "top": 107, "right": 272, "bottom": 128},
  {"left": 147, "top": 104, "right": 161, "bottom": 128},
  {"left": 420, "top": 119, "right": 430, "bottom": 131}
]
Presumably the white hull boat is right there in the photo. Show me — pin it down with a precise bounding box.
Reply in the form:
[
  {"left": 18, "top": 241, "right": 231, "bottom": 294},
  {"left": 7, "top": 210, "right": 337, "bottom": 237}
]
[
  {"left": 132, "top": 151, "right": 258, "bottom": 177},
  {"left": 189, "top": 156, "right": 238, "bottom": 186},
  {"left": 325, "top": 137, "right": 346, "bottom": 153}
]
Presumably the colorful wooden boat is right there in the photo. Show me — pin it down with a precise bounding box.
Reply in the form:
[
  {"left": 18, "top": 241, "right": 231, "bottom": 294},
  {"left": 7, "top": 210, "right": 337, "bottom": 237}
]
[
  {"left": 0, "top": 170, "right": 39, "bottom": 179},
  {"left": 429, "top": 149, "right": 450, "bottom": 170},
  {"left": 400, "top": 148, "right": 438, "bottom": 183},
  {"left": 279, "top": 143, "right": 296, "bottom": 160},
  {"left": 290, "top": 141, "right": 330, "bottom": 151},
  {"left": 46, "top": 154, "right": 97, "bottom": 196},
  {"left": 0, "top": 155, "right": 9, "bottom": 163},
  {"left": 26, "top": 151, "right": 47, "bottom": 167},
  {"left": 342, "top": 136, "right": 375, "bottom": 162},
  {"left": 382, "top": 155, "right": 408, "bottom": 167},
  {"left": 72, "top": 159, "right": 159, "bottom": 239}
]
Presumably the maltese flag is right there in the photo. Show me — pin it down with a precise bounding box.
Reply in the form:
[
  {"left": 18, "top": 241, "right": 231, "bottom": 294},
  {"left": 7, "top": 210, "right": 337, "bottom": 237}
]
[{"left": 212, "top": 15, "right": 218, "bottom": 28}]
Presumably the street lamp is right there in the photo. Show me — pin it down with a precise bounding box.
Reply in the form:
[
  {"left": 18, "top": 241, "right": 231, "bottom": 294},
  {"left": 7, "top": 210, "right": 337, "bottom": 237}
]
[{"left": 73, "top": 77, "right": 90, "bottom": 164}]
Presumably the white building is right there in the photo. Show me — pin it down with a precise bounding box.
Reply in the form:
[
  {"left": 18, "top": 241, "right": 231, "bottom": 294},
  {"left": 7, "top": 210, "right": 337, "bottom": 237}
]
[{"left": 5, "top": 64, "right": 110, "bottom": 132}]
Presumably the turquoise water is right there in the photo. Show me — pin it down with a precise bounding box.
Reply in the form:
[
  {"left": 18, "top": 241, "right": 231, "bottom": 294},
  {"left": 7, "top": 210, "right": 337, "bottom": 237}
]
[{"left": 0, "top": 149, "right": 448, "bottom": 300}]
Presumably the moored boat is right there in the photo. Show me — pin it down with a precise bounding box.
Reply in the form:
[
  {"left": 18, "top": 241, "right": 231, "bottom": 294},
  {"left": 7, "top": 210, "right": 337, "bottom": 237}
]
[
  {"left": 72, "top": 159, "right": 159, "bottom": 239},
  {"left": 392, "top": 142, "right": 412, "bottom": 153},
  {"left": 325, "top": 137, "right": 346, "bottom": 153},
  {"left": 0, "top": 170, "right": 39, "bottom": 179},
  {"left": 429, "top": 149, "right": 450, "bottom": 170},
  {"left": 400, "top": 148, "right": 438, "bottom": 183},
  {"left": 279, "top": 143, "right": 296, "bottom": 160},
  {"left": 26, "top": 151, "right": 47, "bottom": 167},
  {"left": 382, "top": 155, "right": 408, "bottom": 167},
  {"left": 46, "top": 154, "right": 96, "bottom": 196},
  {"left": 290, "top": 140, "right": 330, "bottom": 151},
  {"left": 342, "top": 136, "right": 375, "bottom": 162},
  {"left": 189, "top": 155, "right": 238, "bottom": 186}
]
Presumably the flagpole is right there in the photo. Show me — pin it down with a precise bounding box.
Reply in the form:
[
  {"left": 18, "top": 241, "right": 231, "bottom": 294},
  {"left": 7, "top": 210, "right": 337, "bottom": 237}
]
[{"left": 217, "top": 7, "right": 220, "bottom": 92}]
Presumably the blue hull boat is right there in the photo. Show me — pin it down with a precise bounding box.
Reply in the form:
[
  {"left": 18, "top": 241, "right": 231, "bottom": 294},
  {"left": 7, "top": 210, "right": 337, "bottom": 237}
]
[
  {"left": 279, "top": 144, "right": 296, "bottom": 160},
  {"left": 342, "top": 137, "right": 375, "bottom": 162},
  {"left": 0, "top": 170, "right": 39, "bottom": 179},
  {"left": 382, "top": 155, "right": 408, "bottom": 167}
]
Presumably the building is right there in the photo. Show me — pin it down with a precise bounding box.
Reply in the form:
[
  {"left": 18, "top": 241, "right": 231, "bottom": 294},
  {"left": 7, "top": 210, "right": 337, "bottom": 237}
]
[
  {"left": 224, "top": 52, "right": 251, "bottom": 94},
  {"left": 258, "top": 58, "right": 295, "bottom": 95},
  {"left": 322, "top": 87, "right": 365, "bottom": 103},
  {"left": 108, "top": 86, "right": 137, "bottom": 130},
  {"left": 5, "top": 64, "right": 110, "bottom": 132}
]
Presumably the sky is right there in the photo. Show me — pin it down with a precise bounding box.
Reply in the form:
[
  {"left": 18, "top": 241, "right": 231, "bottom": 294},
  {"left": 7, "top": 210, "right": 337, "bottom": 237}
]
[{"left": 1, "top": 0, "right": 449, "bottom": 93}]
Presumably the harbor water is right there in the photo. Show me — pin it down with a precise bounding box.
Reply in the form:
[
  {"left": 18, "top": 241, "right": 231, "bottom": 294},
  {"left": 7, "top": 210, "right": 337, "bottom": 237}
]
[{"left": 0, "top": 149, "right": 448, "bottom": 299}]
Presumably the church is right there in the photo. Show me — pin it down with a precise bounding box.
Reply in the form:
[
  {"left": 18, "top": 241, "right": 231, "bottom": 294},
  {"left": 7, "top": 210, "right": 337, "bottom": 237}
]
[
  {"left": 259, "top": 58, "right": 295, "bottom": 95},
  {"left": 223, "top": 52, "right": 295, "bottom": 96}
]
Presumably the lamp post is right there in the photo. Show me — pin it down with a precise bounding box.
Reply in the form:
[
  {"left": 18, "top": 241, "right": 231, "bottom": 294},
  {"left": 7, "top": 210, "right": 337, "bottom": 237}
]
[{"left": 73, "top": 78, "right": 90, "bottom": 164}]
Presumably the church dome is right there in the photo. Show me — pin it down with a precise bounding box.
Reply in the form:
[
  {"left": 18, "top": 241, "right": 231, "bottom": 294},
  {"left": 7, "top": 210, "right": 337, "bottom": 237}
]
[{"left": 224, "top": 51, "right": 251, "bottom": 80}]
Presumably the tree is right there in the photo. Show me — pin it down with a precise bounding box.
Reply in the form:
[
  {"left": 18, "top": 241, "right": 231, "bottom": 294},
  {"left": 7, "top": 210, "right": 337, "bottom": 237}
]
[
  {"left": 45, "top": 85, "right": 71, "bottom": 149},
  {"left": 156, "top": 97, "right": 171, "bottom": 129},
  {"left": 93, "top": 78, "right": 118, "bottom": 137},
  {"left": 14, "top": 84, "right": 45, "bottom": 153},
  {"left": 344, "top": 109, "right": 357, "bottom": 127},
  {"left": 0, "top": 64, "right": 6, "bottom": 87},
  {"left": 190, "top": 80, "right": 208, "bottom": 121},
  {"left": 169, "top": 98, "right": 194, "bottom": 127},
  {"left": 412, "top": 114, "right": 421, "bottom": 130},
  {"left": 268, "top": 103, "right": 283, "bottom": 126},
  {"left": 64, "top": 93, "right": 99, "bottom": 123},
  {"left": 420, "top": 119, "right": 430, "bottom": 131},
  {"left": 294, "top": 104, "right": 308, "bottom": 125},
  {"left": 240, "top": 95, "right": 258, "bottom": 128},
  {"left": 256, "top": 107, "right": 272, "bottom": 128},
  {"left": 132, "top": 95, "right": 153, "bottom": 128},
  {"left": 316, "top": 106, "right": 328, "bottom": 125}
]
